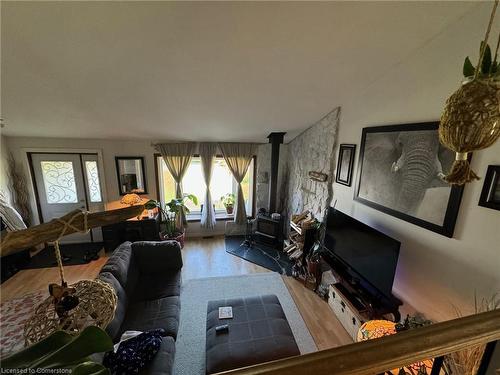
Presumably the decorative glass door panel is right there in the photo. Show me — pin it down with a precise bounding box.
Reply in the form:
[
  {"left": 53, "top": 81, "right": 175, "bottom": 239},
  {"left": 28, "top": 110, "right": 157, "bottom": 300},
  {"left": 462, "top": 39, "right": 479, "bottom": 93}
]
[
  {"left": 40, "top": 161, "right": 79, "bottom": 204},
  {"left": 81, "top": 154, "right": 105, "bottom": 242},
  {"left": 84, "top": 160, "right": 102, "bottom": 203}
]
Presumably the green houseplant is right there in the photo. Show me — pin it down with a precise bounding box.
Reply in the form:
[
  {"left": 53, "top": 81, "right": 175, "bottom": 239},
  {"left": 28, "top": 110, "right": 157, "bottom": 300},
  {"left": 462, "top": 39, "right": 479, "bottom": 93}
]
[
  {"left": 1, "top": 326, "right": 113, "bottom": 374},
  {"left": 145, "top": 194, "right": 198, "bottom": 248},
  {"left": 220, "top": 193, "right": 235, "bottom": 215}
]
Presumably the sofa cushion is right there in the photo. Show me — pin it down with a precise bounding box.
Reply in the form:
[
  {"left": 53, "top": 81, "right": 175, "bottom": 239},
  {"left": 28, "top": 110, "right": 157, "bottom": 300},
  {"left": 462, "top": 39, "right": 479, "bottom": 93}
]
[
  {"left": 131, "top": 241, "right": 183, "bottom": 274},
  {"left": 131, "top": 271, "right": 181, "bottom": 302},
  {"left": 139, "top": 336, "right": 176, "bottom": 375},
  {"left": 99, "top": 271, "right": 128, "bottom": 342},
  {"left": 100, "top": 241, "right": 139, "bottom": 294},
  {"left": 120, "top": 296, "right": 181, "bottom": 339}
]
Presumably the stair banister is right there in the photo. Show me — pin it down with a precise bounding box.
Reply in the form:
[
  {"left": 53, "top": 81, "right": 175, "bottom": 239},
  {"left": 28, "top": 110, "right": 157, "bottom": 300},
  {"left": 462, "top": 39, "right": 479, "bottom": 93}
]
[{"left": 216, "top": 309, "right": 500, "bottom": 375}]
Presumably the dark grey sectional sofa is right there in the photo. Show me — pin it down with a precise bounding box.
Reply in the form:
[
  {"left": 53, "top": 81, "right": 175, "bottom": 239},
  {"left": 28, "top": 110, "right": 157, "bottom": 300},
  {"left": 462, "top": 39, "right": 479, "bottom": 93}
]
[{"left": 98, "top": 240, "right": 183, "bottom": 375}]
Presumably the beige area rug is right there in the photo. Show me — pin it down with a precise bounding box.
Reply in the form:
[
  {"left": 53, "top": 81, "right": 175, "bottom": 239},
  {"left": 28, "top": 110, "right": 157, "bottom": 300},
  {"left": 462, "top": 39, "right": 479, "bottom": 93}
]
[{"left": 173, "top": 273, "right": 317, "bottom": 375}]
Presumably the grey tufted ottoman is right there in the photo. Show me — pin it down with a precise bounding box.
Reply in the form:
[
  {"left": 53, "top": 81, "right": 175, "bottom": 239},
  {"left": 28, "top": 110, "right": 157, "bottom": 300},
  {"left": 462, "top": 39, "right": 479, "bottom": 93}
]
[{"left": 205, "top": 294, "right": 300, "bottom": 374}]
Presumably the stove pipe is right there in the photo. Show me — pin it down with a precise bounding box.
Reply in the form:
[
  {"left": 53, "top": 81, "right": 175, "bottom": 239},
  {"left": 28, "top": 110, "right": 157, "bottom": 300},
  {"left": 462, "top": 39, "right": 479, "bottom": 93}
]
[{"left": 267, "top": 132, "right": 285, "bottom": 214}]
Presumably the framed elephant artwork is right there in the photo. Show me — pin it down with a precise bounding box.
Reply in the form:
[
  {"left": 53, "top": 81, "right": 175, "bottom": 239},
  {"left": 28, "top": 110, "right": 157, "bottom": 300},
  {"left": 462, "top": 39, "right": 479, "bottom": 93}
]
[{"left": 354, "top": 122, "right": 465, "bottom": 237}]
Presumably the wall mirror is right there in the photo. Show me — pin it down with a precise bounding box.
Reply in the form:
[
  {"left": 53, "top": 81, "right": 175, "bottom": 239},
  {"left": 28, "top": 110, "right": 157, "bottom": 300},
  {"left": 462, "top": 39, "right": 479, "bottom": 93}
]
[{"left": 115, "top": 156, "right": 147, "bottom": 195}]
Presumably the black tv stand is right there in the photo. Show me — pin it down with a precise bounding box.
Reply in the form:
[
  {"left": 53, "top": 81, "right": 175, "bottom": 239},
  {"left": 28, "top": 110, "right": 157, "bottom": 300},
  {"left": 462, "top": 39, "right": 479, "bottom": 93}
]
[{"left": 321, "top": 254, "right": 402, "bottom": 322}]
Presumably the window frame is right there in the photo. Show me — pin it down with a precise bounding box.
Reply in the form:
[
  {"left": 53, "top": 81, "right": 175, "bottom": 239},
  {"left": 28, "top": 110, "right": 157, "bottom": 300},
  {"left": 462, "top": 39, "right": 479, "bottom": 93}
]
[{"left": 154, "top": 153, "right": 256, "bottom": 221}]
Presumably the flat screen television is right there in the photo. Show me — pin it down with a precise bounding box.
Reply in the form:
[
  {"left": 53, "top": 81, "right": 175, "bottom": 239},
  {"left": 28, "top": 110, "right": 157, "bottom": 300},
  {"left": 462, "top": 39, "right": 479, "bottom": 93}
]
[{"left": 323, "top": 207, "right": 400, "bottom": 300}]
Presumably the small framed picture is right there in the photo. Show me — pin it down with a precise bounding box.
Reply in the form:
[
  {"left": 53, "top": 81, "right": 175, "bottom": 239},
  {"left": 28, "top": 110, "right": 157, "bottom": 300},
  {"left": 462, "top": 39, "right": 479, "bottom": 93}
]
[
  {"left": 478, "top": 165, "right": 500, "bottom": 211},
  {"left": 335, "top": 144, "right": 356, "bottom": 186}
]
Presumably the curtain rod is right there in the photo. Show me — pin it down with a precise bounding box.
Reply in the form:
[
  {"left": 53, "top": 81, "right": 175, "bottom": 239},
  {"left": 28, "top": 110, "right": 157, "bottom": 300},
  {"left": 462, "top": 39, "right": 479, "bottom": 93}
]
[
  {"left": 150, "top": 141, "right": 198, "bottom": 147},
  {"left": 151, "top": 141, "right": 265, "bottom": 147}
]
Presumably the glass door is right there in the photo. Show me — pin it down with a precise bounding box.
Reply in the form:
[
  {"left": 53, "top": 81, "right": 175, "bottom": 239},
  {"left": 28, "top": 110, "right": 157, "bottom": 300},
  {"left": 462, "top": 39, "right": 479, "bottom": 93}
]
[{"left": 31, "top": 153, "right": 104, "bottom": 243}]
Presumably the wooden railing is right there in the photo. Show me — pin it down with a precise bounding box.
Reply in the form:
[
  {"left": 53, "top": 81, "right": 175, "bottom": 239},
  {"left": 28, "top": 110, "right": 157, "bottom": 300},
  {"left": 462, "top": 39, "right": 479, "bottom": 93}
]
[{"left": 218, "top": 309, "right": 500, "bottom": 375}]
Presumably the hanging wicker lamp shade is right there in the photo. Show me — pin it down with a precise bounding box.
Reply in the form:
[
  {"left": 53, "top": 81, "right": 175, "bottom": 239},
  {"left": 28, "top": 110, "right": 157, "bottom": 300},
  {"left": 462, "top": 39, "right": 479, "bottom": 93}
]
[
  {"left": 439, "top": 0, "right": 500, "bottom": 185},
  {"left": 439, "top": 79, "right": 500, "bottom": 184},
  {"left": 23, "top": 210, "right": 117, "bottom": 345},
  {"left": 24, "top": 279, "right": 117, "bottom": 345}
]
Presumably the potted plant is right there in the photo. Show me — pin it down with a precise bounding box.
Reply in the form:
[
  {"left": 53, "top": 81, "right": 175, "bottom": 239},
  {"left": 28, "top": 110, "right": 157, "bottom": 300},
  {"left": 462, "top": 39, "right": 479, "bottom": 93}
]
[
  {"left": 220, "top": 193, "right": 235, "bottom": 215},
  {"left": 145, "top": 194, "right": 198, "bottom": 249},
  {"left": 2, "top": 326, "right": 113, "bottom": 374}
]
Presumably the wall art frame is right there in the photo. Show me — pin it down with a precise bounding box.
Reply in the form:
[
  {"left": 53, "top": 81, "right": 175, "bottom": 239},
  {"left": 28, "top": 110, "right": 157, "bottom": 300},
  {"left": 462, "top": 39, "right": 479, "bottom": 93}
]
[
  {"left": 478, "top": 165, "right": 500, "bottom": 211},
  {"left": 354, "top": 122, "right": 465, "bottom": 237},
  {"left": 335, "top": 144, "right": 356, "bottom": 186}
]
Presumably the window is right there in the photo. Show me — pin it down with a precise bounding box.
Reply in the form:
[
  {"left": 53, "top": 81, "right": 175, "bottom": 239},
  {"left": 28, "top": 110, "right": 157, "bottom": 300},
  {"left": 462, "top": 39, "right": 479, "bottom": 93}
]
[
  {"left": 84, "top": 161, "right": 102, "bottom": 202},
  {"left": 157, "top": 155, "right": 255, "bottom": 218}
]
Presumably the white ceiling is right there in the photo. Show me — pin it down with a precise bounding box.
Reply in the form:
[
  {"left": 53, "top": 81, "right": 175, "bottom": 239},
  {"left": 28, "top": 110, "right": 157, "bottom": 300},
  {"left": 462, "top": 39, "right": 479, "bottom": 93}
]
[{"left": 0, "top": 1, "right": 488, "bottom": 142}]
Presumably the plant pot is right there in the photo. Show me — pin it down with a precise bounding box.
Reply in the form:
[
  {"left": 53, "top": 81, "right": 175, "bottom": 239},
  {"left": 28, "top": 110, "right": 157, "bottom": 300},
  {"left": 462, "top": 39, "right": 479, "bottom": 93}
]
[
  {"left": 225, "top": 205, "right": 234, "bottom": 215},
  {"left": 307, "top": 257, "right": 320, "bottom": 275},
  {"left": 160, "top": 229, "right": 186, "bottom": 249}
]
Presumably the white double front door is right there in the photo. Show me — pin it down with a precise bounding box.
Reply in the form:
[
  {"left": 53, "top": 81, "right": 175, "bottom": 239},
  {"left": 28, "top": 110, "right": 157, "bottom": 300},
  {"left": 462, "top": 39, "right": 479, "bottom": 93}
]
[{"left": 31, "top": 153, "right": 105, "bottom": 243}]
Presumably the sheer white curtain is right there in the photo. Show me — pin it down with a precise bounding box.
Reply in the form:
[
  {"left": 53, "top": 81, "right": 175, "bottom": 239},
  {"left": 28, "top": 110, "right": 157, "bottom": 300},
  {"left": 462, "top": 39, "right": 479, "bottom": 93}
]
[
  {"left": 199, "top": 143, "right": 218, "bottom": 229},
  {"left": 218, "top": 143, "right": 257, "bottom": 225},
  {"left": 155, "top": 142, "right": 196, "bottom": 226}
]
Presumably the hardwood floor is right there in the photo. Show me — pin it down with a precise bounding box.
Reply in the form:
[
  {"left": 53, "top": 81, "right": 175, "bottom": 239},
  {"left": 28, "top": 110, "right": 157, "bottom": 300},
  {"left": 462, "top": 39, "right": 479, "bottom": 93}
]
[
  {"left": 0, "top": 255, "right": 108, "bottom": 302},
  {"left": 181, "top": 236, "right": 269, "bottom": 281},
  {"left": 0, "top": 236, "right": 353, "bottom": 349}
]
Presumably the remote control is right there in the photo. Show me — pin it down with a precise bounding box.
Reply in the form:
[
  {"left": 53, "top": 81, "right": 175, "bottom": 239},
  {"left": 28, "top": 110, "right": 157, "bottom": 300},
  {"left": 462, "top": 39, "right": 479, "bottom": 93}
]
[{"left": 215, "top": 324, "right": 229, "bottom": 334}]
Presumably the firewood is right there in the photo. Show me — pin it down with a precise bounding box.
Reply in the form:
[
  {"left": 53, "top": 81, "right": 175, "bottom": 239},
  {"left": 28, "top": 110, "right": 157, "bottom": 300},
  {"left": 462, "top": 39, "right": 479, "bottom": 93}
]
[
  {"left": 0, "top": 205, "right": 145, "bottom": 256},
  {"left": 292, "top": 211, "right": 309, "bottom": 224},
  {"left": 301, "top": 218, "right": 316, "bottom": 229},
  {"left": 290, "top": 249, "right": 303, "bottom": 259},
  {"left": 297, "top": 213, "right": 313, "bottom": 226}
]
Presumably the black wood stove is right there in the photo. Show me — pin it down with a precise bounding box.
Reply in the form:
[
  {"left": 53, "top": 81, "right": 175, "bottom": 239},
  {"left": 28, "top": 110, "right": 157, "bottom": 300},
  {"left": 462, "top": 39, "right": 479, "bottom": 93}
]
[
  {"left": 254, "top": 214, "right": 282, "bottom": 247},
  {"left": 253, "top": 132, "right": 286, "bottom": 248}
]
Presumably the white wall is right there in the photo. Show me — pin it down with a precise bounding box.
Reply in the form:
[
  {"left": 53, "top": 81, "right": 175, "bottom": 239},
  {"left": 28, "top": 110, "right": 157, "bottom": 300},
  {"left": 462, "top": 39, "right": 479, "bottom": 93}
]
[{"left": 332, "top": 3, "right": 500, "bottom": 322}]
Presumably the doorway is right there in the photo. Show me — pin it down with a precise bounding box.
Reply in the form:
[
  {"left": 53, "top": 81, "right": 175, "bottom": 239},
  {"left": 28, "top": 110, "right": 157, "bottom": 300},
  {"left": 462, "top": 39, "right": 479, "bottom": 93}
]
[{"left": 29, "top": 153, "right": 105, "bottom": 243}]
